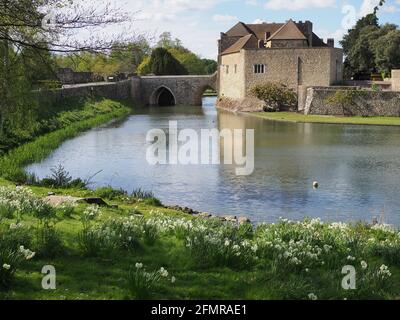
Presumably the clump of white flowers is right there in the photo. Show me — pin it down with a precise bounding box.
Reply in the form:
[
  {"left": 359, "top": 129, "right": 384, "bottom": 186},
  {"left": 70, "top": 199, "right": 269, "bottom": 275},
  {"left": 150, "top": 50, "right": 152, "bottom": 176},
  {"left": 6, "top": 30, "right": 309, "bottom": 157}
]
[
  {"left": 83, "top": 205, "right": 101, "bottom": 221},
  {"left": 377, "top": 265, "right": 392, "bottom": 279},
  {"left": 0, "top": 186, "right": 53, "bottom": 219},
  {"left": 127, "top": 263, "right": 176, "bottom": 299},
  {"left": 19, "top": 246, "right": 35, "bottom": 260},
  {"left": 135, "top": 263, "right": 143, "bottom": 270},
  {"left": 160, "top": 267, "right": 169, "bottom": 278},
  {"left": 361, "top": 261, "right": 368, "bottom": 270},
  {"left": 308, "top": 293, "right": 318, "bottom": 301},
  {"left": 0, "top": 242, "right": 36, "bottom": 287},
  {"left": 2, "top": 264, "right": 11, "bottom": 270}
]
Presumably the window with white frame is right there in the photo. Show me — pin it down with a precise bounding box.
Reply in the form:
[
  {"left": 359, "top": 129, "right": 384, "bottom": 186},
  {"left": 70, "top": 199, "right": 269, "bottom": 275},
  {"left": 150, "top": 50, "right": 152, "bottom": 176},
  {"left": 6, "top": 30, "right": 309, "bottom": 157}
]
[{"left": 254, "top": 64, "right": 266, "bottom": 74}]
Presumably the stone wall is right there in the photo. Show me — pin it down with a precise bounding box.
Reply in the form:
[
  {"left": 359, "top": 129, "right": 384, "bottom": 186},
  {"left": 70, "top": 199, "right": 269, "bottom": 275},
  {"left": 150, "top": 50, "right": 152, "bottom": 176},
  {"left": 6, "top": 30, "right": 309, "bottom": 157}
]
[
  {"left": 140, "top": 75, "right": 217, "bottom": 106},
  {"left": 219, "top": 52, "right": 246, "bottom": 99},
  {"left": 56, "top": 68, "right": 97, "bottom": 85},
  {"left": 393, "top": 70, "right": 400, "bottom": 92},
  {"left": 37, "top": 74, "right": 217, "bottom": 108},
  {"left": 38, "top": 81, "right": 131, "bottom": 107},
  {"left": 304, "top": 87, "right": 400, "bottom": 116},
  {"left": 219, "top": 47, "right": 343, "bottom": 102}
]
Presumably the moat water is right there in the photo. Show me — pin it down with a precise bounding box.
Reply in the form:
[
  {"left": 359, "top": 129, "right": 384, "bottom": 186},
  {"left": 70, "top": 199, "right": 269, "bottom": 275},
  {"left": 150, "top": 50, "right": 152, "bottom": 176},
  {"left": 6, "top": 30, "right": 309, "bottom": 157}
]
[{"left": 27, "top": 97, "right": 400, "bottom": 225}]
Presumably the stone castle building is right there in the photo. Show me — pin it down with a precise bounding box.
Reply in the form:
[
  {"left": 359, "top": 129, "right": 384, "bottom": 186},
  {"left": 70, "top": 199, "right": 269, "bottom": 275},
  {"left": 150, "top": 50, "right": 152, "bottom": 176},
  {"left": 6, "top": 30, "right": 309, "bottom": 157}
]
[{"left": 218, "top": 20, "right": 344, "bottom": 106}]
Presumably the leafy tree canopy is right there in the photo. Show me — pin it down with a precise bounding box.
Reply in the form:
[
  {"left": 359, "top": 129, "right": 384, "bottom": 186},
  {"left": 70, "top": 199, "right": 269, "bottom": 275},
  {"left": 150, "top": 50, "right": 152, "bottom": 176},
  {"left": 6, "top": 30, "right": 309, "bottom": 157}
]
[
  {"left": 341, "top": 13, "right": 400, "bottom": 79},
  {"left": 149, "top": 47, "right": 188, "bottom": 76},
  {"left": 137, "top": 32, "right": 217, "bottom": 76}
]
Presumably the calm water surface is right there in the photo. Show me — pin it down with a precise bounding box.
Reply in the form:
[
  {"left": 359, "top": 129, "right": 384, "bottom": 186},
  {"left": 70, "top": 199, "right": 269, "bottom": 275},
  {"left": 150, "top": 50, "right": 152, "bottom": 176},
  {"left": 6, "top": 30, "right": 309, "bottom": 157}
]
[{"left": 27, "top": 97, "right": 400, "bottom": 225}]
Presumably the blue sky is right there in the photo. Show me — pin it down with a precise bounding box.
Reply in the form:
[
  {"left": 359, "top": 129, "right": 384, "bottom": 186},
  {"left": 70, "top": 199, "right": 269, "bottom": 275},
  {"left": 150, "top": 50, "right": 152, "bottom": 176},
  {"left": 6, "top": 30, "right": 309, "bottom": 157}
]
[{"left": 113, "top": 0, "right": 400, "bottom": 58}]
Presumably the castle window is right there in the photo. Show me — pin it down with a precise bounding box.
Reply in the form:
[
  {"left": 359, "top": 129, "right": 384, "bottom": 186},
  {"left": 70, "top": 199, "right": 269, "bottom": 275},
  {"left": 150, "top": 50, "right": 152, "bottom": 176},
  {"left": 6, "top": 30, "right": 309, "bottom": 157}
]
[
  {"left": 234, "top": 65, "right": 237, "bottom": 73},
  {"left": 254, "top": 64, "right": 266, "bottom": 74},
  {"left": 226, "top": 65, "right": 229, "bottom": 74}
]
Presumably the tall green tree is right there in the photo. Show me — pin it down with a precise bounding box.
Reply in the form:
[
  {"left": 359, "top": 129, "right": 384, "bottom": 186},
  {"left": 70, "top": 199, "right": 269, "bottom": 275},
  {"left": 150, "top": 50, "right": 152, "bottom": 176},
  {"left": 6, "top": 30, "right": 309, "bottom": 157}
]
[
  {"left": 341, "top": 12, "right": 400, "bottom": 79},
  {"left": 157, "top": 32, "right": 183, "bottom": 49},
  {"left": 150, "top": 47, "right": 188, "bottom": 76},
  {"left": 372, "top": 26, "right": 400, "bottom": 76},
  {"left": 341, "top": 14, "right": 379, "bottom": 78}
]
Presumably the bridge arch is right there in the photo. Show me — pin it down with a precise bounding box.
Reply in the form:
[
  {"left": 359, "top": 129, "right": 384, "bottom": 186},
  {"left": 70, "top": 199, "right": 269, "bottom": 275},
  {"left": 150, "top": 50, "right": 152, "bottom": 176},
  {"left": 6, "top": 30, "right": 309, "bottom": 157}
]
[
  {"left": 136, "top": 74, "right": 217, "bottom": 106},
  {"left": 149, "top": 86, "right": 176, "bottom": 106},
  {"left": 193, "top": 84, "right": 217, "bottom": 105}
]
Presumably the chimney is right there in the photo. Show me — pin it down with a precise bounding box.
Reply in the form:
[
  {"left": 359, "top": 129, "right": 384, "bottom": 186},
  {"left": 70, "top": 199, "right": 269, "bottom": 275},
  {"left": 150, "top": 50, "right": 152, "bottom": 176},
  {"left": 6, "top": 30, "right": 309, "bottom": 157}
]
[
  {"left": 265, "top": 32, "right": 271, "bottom": 41},
  {"left": 327, "top": 38, "right": 335, "bottom": 48},
  {"left": 296, "top": 20, "right": 313, "bottom": 47},
  {"left": 305, "top": 20, "right": 313, "bottom": 47}
]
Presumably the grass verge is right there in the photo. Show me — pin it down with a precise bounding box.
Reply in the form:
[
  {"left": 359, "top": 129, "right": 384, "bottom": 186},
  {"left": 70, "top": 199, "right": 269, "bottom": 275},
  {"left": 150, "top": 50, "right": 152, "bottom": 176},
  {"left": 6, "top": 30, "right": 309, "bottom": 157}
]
[
  {"left": 0, "top": 99, "right": 131, "bottom": 182},
  {"left": 252, "top": 112, "right": 400, "bottom": 126}
]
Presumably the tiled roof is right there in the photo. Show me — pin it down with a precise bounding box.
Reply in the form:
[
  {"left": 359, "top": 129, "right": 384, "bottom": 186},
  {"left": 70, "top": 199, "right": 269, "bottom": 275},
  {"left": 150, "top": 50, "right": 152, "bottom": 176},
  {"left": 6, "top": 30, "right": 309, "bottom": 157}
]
[
  {"left": 311, "top": 33, "right": 327, "bottom": 47},
  {"left": 267, "top": 20, "right": 307, "bottom": 41},
  {"left": 245, "top": 23, "right": 284, "bottom": 40},
  {"left": 221, "top": 34, "right": 259, "bottom": 55},
  {"left": 225, "top": 22, "right": 254, "bottom": 37},
  {"left": 221, "top": 20, "right": 328, "bottom": 54}
]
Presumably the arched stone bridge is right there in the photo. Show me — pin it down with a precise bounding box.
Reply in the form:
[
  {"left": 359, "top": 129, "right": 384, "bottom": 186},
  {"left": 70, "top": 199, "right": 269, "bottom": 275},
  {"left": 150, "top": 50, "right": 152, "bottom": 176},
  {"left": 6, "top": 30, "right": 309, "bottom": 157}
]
[{"left": 131, "top": 73, "right": 217, "bottom": 106}]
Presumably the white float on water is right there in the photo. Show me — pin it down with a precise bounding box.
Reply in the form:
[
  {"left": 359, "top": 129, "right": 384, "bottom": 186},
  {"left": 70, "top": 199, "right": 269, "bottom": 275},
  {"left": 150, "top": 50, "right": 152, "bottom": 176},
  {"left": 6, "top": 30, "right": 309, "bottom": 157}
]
[{"left": 313, "top": 181, "right": 319, "bottom": 189}]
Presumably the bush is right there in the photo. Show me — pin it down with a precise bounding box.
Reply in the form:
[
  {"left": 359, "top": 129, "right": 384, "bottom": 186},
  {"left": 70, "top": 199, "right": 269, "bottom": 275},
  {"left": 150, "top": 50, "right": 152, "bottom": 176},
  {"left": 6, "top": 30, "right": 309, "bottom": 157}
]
[
  {"left": 184, "top": 220, "right": 255, "bottom": 270},
  {"left": 95, "top": 187, "right": 127, "bottom": 200},
  {"left": 36, "top": 222, "right": 64, "bottom": 258},
  {"left": 78, "top": 218, "right": 141, "bottom": 257},
  {"left": 130, "top": 189, "right": 163, "bottom": 207},
  {"left": 0, "top": 248, "right": 26, "bottom": 289},
  {"left": 150, "top": 48, "right": 188, "bottom": 76},
  {"left": 1, "top": 223, "right": 32, "bottom": 250},
  {"left": 0, "top": 186, "right": 55, "bottom": 220},
  {"left": 250, "top": 82, "right": 297, "bottom": 112},
  {"left": 56, "top": 203, "right": 76, "bottom": 219},
  {"left": 39, "top": 165, "right": 87, "bottom": 189},
  {"left": 144, "top": 197, "right": 163, "bottom": 207},
  {"left": 0, "top": 231, "right": 35, "bottom": 289},
  {"left": 131, "top": 188, "right": 155, "bottom": 199}
]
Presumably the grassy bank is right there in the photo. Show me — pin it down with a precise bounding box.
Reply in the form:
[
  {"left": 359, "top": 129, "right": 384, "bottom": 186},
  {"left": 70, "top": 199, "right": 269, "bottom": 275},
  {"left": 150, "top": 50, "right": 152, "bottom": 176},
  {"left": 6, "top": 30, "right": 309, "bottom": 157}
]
[
  {"left": 0, "top": 181, "right": 399, "bottom": 300},
  {"left": 0, "top": 99, "right": 131, "bottom": 183},
  {"left": 252, "top": 112, "right": 400, "bottom": 126}
]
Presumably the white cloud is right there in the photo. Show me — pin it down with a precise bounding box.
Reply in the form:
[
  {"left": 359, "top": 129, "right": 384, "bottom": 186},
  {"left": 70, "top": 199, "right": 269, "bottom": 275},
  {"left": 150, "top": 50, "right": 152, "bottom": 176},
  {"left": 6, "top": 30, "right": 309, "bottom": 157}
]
[
  {"left": 213, "top": 14, "right": 238, "bottom": 23},
  {"left": 264, "top": 0, "right": 336, "bottom": 11},
  {"left": 358, "top": 0, "right": 380, "bottom": 17},
  {"left": 110, "top": 0, "right": 228, "bottom": 58},
  {"left": 252, "top": 19, "right": 267, "bottom": 24}
]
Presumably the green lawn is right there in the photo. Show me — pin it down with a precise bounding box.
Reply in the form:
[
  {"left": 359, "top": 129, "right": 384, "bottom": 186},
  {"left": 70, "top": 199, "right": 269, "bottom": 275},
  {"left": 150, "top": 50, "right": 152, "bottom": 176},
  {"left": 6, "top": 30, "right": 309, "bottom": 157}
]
[
  {"left": 252, "top": 112, "right": 400, "bottom": 126},
  {"left": 0, "top": 180, "right": 399, "bottom": 300}
]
